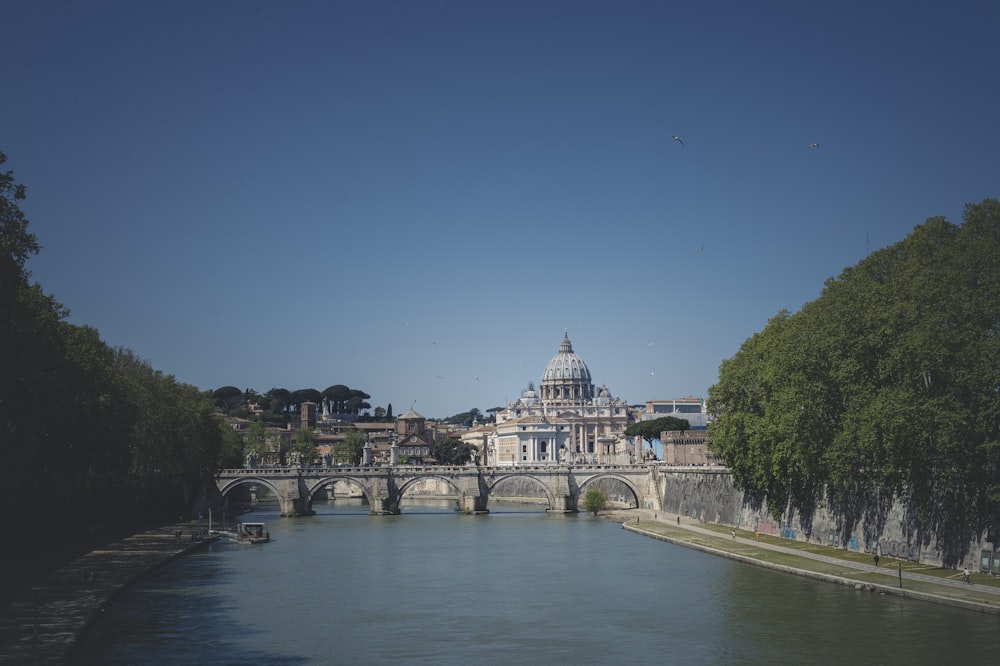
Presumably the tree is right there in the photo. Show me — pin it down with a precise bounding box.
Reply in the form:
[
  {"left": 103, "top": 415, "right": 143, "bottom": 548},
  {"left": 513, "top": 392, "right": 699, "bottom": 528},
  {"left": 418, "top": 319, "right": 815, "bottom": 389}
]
[
  {"left": 0, "top": 151, "right": 225, "bottom": 561},
  {"left": 625, "top": 417, "right": 689, "bottom": 458},
  {"left": 264, "top": 387, "right": 291, "bottom": 414},
  {"left": 323, "top": 384, "right": 351, "bottom": 413},
  {"left": 339, "top": 428, "right": 367, "bottom": 465},
  {"left": 582, "top": 488, "right": 607, "bottom": 516},
  {"left": 707, "top": 200, "right": 1000, "bottom": 561},
  {"left": 245, "top": 421, "right": 268, "bottom": 456},
  {"left": 442, "top": 408, "right": 483, "bottom": 426},
  {"left": 291, "top": 388, "right": 323, "bottom": 409},
  {"left": 212, "top": 386, "right": 245, "bottom": 413},
  {"left": 432, "top": 438, "right": 474, "bottom": 465},
  {"left": 345, "top": 389, "right": 372, "bottom": 415},
  {"left": 292, "top": 426, "right": 316, "bottom": 463}
]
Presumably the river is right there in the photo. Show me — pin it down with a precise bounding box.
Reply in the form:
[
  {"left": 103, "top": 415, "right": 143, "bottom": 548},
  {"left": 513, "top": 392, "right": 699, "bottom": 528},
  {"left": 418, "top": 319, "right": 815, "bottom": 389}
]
[{"left": 73, "top": 498, "right": 997, "bottom": 665}]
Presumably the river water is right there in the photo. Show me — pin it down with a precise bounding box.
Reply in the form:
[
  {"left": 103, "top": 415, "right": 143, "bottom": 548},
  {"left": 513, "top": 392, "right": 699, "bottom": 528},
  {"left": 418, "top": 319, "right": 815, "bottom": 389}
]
[{"left": 74, "top": 499, "right": 997, "bottom": 665}]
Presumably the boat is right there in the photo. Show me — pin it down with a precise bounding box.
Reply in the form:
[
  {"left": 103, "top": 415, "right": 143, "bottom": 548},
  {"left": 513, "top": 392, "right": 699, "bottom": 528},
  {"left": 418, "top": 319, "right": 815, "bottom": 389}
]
[
  {"left": 237, "top": 522, "right": 270, "bottom": 544},
  {"left": 214, "top": 522, "right": 270, "bottom": 544}
]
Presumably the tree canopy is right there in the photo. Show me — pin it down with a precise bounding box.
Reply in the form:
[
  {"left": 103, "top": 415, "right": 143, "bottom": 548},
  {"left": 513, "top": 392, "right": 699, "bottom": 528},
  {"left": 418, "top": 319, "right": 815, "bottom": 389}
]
[
  {"left": 625, "top": 416, "right": 690, "bottom": 444},
  {"left": 1, "top": 152, "right": 224, "bottom": 563},
  {"left": 432, "top": 437, "right": 474, "bottom": 465},
  {"left": 581, "top": 488, "right": 607, "bottom": 516},
  {"left": 707, "top": 200, "right": 1000, "bottom": 557}
]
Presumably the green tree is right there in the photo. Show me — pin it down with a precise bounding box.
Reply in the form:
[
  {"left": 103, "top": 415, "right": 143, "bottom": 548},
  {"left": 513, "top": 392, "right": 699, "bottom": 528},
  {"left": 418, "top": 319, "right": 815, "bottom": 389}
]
[
  {"left": 707, "top": 200, "right": 1000, "bottom": 562},
  {"left": 291, "top": 388, "right": 323, "bottom": 409},
  {"left": 323, "top": 384, "right": 351, "bottom": 413},
  {"left": 292, "top": 426, "right": 316, "bottom": 463},
  {"left": 582, "top": 488, "right": 607, "bottom": 516},
  {"left": 245, "top": 421, "right": 268, "bottom": 456},
  {"left": 346, "top": 389, "right": 372, "bottom": 415},
  {"left": 264, "top": 387, "right": 291, "bottom": 414},
  {"left": 432, "top": 438, "right": 474, "bottom": 465},
  {"left": 443, "top": 408, "right": 483, "bottom": 426},
  {"left": 212, "top": 386, "right": 245, "bottom": 413},
  {"left": 218, "top": 421, "right": 245, "bottom": 468},
  {"left": 340, "top": 428, "right": 367, "bottom": 465},
  {"left": 625, "top": 417, "right": 689, "bottom": 459},
  {"left": 0, "top": 152, "right": 225, "bottom": 562}
]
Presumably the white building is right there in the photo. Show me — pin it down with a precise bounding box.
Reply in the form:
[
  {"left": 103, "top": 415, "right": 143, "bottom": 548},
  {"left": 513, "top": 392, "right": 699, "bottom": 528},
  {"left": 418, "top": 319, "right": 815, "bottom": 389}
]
[
  {"left": 489, "top": 333, "right": 638, "bottom": 466},
  {"left": 642, "top": 397, "right": 710, "bottom": 429}
]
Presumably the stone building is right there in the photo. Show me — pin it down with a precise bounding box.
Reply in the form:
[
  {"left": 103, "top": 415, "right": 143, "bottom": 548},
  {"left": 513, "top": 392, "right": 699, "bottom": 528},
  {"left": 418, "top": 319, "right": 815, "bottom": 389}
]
[
  {"left": 488, "top": 333, "right": 638, "bottom": 466},
  {"left": 660, "top": 429, "right": 723, "bottom": 466}
]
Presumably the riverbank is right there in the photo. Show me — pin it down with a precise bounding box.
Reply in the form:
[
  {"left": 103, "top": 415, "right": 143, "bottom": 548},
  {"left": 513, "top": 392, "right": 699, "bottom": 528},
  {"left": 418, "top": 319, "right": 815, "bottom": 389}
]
[
  {"left": 610, "top": 508, "right": 1000, "bottom": 615},
  {"left": 0, "top": 521, "right": 216, "bottom": 665}
]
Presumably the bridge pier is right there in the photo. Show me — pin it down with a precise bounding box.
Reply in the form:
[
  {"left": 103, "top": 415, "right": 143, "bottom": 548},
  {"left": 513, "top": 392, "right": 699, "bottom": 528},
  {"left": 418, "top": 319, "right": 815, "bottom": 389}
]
[
  {"left": 371, "top": 496, "right": 399, "bottom": 515},
  {"left": 547, "top": 494, "right": 575, "bottom": 513},
  {"left": 276, "top": 476, "right": 316, "bottom": 517},
  {"left": 460, "top": 494, "right": 488, "bottom": 515}
]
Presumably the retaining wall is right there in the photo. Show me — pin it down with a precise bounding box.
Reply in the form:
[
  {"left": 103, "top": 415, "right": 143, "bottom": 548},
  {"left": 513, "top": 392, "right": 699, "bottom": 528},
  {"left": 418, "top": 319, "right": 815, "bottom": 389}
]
[{"left": 660, "top": 468, "right": 993, "bottom": 569}]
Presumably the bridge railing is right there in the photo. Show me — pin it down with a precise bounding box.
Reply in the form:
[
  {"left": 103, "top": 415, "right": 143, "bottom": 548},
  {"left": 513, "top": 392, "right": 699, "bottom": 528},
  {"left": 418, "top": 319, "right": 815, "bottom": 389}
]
[{"left": 217, "top": 462, "right": 687, "bottom": 476}]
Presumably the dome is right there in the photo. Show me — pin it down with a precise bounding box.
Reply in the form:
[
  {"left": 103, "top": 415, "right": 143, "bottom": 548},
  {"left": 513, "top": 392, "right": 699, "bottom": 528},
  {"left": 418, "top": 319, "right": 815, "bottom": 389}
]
[
  {"left": 521, "top": 382, "right": 539, "bottom": 404},
  {"left": 541, "top": 333, "right": 594, "bottom": 402},
  {"left": 543, "top": 333, "right": 592, "bottom": 383}
]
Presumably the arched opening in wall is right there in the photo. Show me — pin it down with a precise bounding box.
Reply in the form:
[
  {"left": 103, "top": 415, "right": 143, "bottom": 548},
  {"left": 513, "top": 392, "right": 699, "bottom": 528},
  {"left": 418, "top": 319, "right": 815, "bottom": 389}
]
[
  {"left": 579, "top": 477, "right": 638, "bottom": 509},
  {"left": 489, "top": 476, "right": 551, "bottom": 513},
  {"left": 398, "top": 477, "right": 462, "bottom": 514},
  {"left": 306, "top": 477, "right": 371, "bottom": 516},
  {"left": 219, "top": 479, "right": 282, "bottom": 521}
]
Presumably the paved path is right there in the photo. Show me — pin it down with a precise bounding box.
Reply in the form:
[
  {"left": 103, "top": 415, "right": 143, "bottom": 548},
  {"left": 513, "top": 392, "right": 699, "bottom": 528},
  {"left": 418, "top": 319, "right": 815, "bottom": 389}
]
[
  {"left": 624, "top": 510, "right": 1000, "bottom": 614},
  {"left": 0, "top": 523, "right": 214, "bottom": 665}
]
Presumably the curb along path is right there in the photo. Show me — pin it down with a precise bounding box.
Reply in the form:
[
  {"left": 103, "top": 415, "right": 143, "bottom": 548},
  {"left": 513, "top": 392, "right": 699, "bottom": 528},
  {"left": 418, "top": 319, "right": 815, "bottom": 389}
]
[
  {"left": 622, "top": 511, "right": 1000, "bottom": 616},
  {"left": 0, "top": 523, "right": 215, "bottom": 665}
]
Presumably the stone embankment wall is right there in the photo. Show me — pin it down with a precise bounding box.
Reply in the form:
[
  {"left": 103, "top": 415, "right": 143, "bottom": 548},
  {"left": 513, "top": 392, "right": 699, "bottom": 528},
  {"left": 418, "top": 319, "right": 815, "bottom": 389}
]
[{"left": 660, "top": 468, "right": 992, "bottom": 570}]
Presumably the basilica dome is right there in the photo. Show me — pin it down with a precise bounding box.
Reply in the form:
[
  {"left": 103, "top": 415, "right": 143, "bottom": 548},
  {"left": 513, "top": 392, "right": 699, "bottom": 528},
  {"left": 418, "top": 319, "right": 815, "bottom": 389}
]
[{"left": 541, "top": 333, "right": 594, "bottom": 402}]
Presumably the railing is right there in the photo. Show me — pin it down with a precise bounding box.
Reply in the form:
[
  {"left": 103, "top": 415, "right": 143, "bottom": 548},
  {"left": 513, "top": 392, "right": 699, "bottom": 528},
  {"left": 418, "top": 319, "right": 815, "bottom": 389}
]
[{"left": 217, "top": 463, "right": 686, "bottom": 476}]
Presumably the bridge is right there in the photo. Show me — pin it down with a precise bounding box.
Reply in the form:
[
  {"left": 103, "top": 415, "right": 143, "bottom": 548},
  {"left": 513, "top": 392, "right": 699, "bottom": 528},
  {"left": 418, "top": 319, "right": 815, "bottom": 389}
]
[{"left": 216, "top": 464, "right": 668, "bottom": 516}]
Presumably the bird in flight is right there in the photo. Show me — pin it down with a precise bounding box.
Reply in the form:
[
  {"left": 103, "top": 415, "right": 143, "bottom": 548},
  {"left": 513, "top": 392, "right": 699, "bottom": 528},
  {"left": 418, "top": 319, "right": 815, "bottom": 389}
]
[
  {"left": 808, "top": 143, "right": 820, "bottom": 148},
  {"left": 671, "top": 135, "right": 684, "bottom": 146}
]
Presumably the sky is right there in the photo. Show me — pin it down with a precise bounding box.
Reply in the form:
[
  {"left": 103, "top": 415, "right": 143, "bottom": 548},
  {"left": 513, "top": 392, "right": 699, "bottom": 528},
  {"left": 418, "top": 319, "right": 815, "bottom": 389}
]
[{"left": 3, "top": 1, "right": 999, "bottom": 419}]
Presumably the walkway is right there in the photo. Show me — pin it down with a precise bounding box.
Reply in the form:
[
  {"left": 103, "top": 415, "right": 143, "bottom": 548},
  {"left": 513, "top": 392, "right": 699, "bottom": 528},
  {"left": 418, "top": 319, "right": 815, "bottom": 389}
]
[
  {"left": 0, "top": 522, "right": 215, "bottom": 665},
  {"left": 622, "top": 510, "right": 1000, "bottom": 615}
]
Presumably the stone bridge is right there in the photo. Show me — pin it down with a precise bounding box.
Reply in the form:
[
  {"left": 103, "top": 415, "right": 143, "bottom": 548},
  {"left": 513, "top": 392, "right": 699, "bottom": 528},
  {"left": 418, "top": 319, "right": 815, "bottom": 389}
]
[{"left": 215, "top": 464, "right": 668, "bottom": 516}]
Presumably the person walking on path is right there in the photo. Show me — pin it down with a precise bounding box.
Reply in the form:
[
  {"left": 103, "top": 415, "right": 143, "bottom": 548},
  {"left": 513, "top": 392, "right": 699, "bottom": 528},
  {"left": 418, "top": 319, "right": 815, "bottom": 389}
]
[{"left": 964, "top": 567, "right": 971, "bottom": 583}]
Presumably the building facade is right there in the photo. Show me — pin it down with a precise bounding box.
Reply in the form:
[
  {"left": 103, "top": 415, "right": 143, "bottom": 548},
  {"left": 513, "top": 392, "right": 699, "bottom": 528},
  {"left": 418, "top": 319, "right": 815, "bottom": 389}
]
[{"left": 488, "top": 333, "right": 638, "bottom": 466}]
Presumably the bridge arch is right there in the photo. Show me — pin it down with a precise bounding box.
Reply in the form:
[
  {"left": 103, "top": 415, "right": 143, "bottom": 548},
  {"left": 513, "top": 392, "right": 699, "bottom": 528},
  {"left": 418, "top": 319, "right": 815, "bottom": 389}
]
[
  {"left": 486, "top": 473, "right": 557, "bottom": 511},
  {"left": 218, "top": 476, "right": 284, "bottom": 499},
  {"left": 304, "top": 476, "right": 379, "bottom": 513},
  {"left": 395, "top": 475, "right": 465, "bottom": 512},
  {"left": 576, "top": 473, "right": 640, "bottom": 509},
  {"left": 217, "top": 476, "right": 285, "bottom": 509}
]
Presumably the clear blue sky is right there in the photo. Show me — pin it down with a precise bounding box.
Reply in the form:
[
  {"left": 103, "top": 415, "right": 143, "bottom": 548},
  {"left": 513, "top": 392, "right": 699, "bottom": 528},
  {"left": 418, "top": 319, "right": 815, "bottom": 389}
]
[{"left": 4, "top": 1, "right": 998, "bottom": 418}]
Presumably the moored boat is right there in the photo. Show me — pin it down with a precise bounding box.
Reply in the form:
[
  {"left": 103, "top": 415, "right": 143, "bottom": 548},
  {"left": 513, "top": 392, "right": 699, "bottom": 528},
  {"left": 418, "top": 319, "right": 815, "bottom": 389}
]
[{"left": 237, "top": 522, "right": 270, "bottom": 544}]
